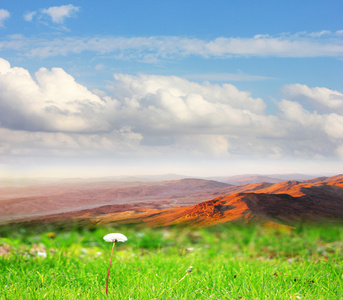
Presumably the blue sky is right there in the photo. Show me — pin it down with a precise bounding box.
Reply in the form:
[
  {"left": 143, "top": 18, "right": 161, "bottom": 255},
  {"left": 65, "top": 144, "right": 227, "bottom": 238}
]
[{"left": 0, "top": 1, "right": 342, "bottom": 178}]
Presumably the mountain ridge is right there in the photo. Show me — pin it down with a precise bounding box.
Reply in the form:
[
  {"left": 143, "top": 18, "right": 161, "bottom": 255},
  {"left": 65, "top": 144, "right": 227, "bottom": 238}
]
[{"left": 1, "top": 174, "right": 342, "bottom": 227}]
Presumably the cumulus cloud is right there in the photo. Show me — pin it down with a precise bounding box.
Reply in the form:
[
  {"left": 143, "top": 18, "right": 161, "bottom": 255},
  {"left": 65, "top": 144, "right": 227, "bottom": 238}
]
[
  {"left": 282, "top": 84, "right": 343, "bottom": 114},
  {"left": 108, "top": 75, "right": 343, "bottom": 159},
  {"left": 336, "top": 145, "right": 343, "bottom": 158},
  {"left": 0, "top": 9, "right": 10, "bottom": 27},
  {"left": 0, "top": 58, "right": 342, "bottom": 163},
  {"left": 278, "top": 99, "right": 323, "bottom": 127},
  {"left": 0, "top": 127, "right": 143, "bottom": 157},
  {"left": 325, "top": 114, "right": 343, "bottom": 139},
  {"left": 174, "top": 135, "right": 230, "bottom": 156},
  {"left": 0, "top": 58, "right": 109, "bottom": 132},
  {"left": 107, "top": 73, "right": 273, "bottom": 136},
  {"left": 278, "top": 95, "right": 343, "bottom": 150},
  {"left": 185, "top": 72, "right": 274, "bottom": 82}
]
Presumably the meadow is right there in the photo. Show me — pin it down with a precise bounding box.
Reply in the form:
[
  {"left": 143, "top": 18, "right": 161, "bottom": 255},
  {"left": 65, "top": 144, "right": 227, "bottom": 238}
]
[{"left": 0, "top": 221, "right": 342, "bottom": 299}]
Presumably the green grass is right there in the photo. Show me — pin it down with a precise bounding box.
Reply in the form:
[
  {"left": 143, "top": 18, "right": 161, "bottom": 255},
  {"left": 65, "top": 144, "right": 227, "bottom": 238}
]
[{"left": 1, "top": 222, "right": 342, "bottom": 299}]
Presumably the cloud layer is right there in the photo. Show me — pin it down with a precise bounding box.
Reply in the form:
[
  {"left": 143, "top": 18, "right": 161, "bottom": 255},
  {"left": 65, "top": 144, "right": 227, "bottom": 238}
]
[
  {"left": 1, "top": 31, "right": 343, "bottom": 60},
  {"left": 0, "top": 58, "right": 342, "bottom": 164}
]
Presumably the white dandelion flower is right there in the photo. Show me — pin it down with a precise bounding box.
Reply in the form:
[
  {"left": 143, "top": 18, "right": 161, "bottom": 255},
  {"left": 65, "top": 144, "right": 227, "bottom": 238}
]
[
  {"left": 37, "top": 251, "right": 47, "bottom": 258},
  {"left": 103, "top": 232, "right": 128, "bottom": 295},
  {"left": 103, "top": 233, "right": 128, "bottom": 243}
]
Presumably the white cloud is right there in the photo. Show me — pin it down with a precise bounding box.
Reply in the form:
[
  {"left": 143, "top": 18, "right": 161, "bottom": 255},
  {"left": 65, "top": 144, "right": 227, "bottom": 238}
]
[
  {"left": 308, "top": 30, "right": 331, "bottom": 37},
  {"left": 0, "top": 9, "right": 10, "bottom": 27},
  {"left": 105, "top": 75, "right": 342, "bottom": 160},
  {"left": 23, "top": 11, "right": 37, "bottom": 22},
  {"left": 95, "top": 64, "right": 105, "bottom": 71},
  {"left": 278, "top": 92, "right": 343, "bottom": 143},
  {"left": 175, "top": 135, "right": 231, "bottom": 156},
  {"left": 325, "top": 114, "right": 343, "bottom": 139},
  {"left": 282, "top": 84, "right": 343, "bottom": 114},
  {"left": 336, "top": 144, "right": 343, "bottom": 158},
  {"left": 185, "top": 72, "right": 274, "bottom": 82},
  {"left": 0, "top": 58, "right": 109, "bottom": 132},
  {"left": 278, "top": 99, "right": 324, "bottom": 127},
  {"left": 108, "top": 73, "right": 271, "bottom": 136},
  {"left": 0, "top": 127, "right": 143, "bottom": 157},
  {"left": 1, "top": 31, "right": 343, "bottom": 59},
  {"left": 0, "top": 58, "right": 342, "bottom": 163},
  {"left": 41, "top": 5, "right": 79, "bottom": 24}
]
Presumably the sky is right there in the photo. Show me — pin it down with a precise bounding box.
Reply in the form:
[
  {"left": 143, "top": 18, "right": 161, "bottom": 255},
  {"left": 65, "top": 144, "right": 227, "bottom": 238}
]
[{"left": 0, "top": 0, "right": 343, "bottom": 178}]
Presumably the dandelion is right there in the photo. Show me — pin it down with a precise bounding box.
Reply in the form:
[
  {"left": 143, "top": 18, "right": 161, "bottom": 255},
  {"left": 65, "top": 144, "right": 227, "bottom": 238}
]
[
  {"left": 103, "top": 233, "right": 128, "bottom": 295},
  {"left": 36, "top": 251, "right": 47, "bottom": 258},
  {"left": 177, "top": 266, "right": 193, "bottom": 284}
]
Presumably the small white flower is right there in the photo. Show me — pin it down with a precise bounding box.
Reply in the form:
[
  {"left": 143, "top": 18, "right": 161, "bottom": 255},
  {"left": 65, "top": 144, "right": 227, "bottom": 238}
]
[
  {"left": 103, "top": 233, "right": 128, "bottom": 243},
  {"left": 103, "top": 232, "right": 128, "bottom": 295},
  {"left": 37, "top": 251, "right": 47, "bottom": 258}
]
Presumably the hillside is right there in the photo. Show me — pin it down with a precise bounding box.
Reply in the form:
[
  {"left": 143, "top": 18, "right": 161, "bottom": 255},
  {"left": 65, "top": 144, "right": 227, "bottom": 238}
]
[
  {"left": 1, "top": 174, "right": 342, "bottom": 227},
  {"left": 0, "top": 178, "right": 230, "bottom": 224},
  {"left": 83, "top": 175, "right": 343, "bottom": 227}
]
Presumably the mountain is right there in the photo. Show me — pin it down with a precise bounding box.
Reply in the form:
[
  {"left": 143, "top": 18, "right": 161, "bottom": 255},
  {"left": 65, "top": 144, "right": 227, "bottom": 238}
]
[
  {"left": 211, "top": 173, "right": 316, "bottom": 185},
  {"left": 0, "top": 178, "right": 230, "bottom": 224},
  {"left": 81, "top": 175, "right": 343, "bottom": 227},
  {"left": 1, "top": 174, "right": 343, "bottom": 227}
]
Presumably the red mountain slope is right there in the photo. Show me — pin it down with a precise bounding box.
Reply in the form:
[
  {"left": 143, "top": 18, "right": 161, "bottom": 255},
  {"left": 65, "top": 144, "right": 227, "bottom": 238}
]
[
  {"left": 2, "top": 175, "right": 342, "bottom": 227},
  {"left": 92, "top": 175, "right": 343, "bottom": 227},
  {"left": 0, "top": 178, "right": 230, "bottom": 223}
]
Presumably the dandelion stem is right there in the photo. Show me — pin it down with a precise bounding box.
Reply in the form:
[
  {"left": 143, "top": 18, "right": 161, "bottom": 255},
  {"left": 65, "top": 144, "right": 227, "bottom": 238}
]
[{"left": 106, "top": 242, "right": 116, "bottom": 295}]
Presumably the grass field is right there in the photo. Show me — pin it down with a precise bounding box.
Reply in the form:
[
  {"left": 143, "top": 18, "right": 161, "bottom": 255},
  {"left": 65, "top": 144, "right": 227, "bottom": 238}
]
[{"left": 1, "top": 221, "right": 342, "bottom": 299}]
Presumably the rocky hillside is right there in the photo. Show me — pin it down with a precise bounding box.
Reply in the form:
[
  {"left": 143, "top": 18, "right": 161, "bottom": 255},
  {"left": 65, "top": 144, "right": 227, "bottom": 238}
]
[
  {"left": 92, "top": 174, "right": 343, "bottom": 227},
  {"left": 2, "top": 174, "right": 342, "bottom": 227}
]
